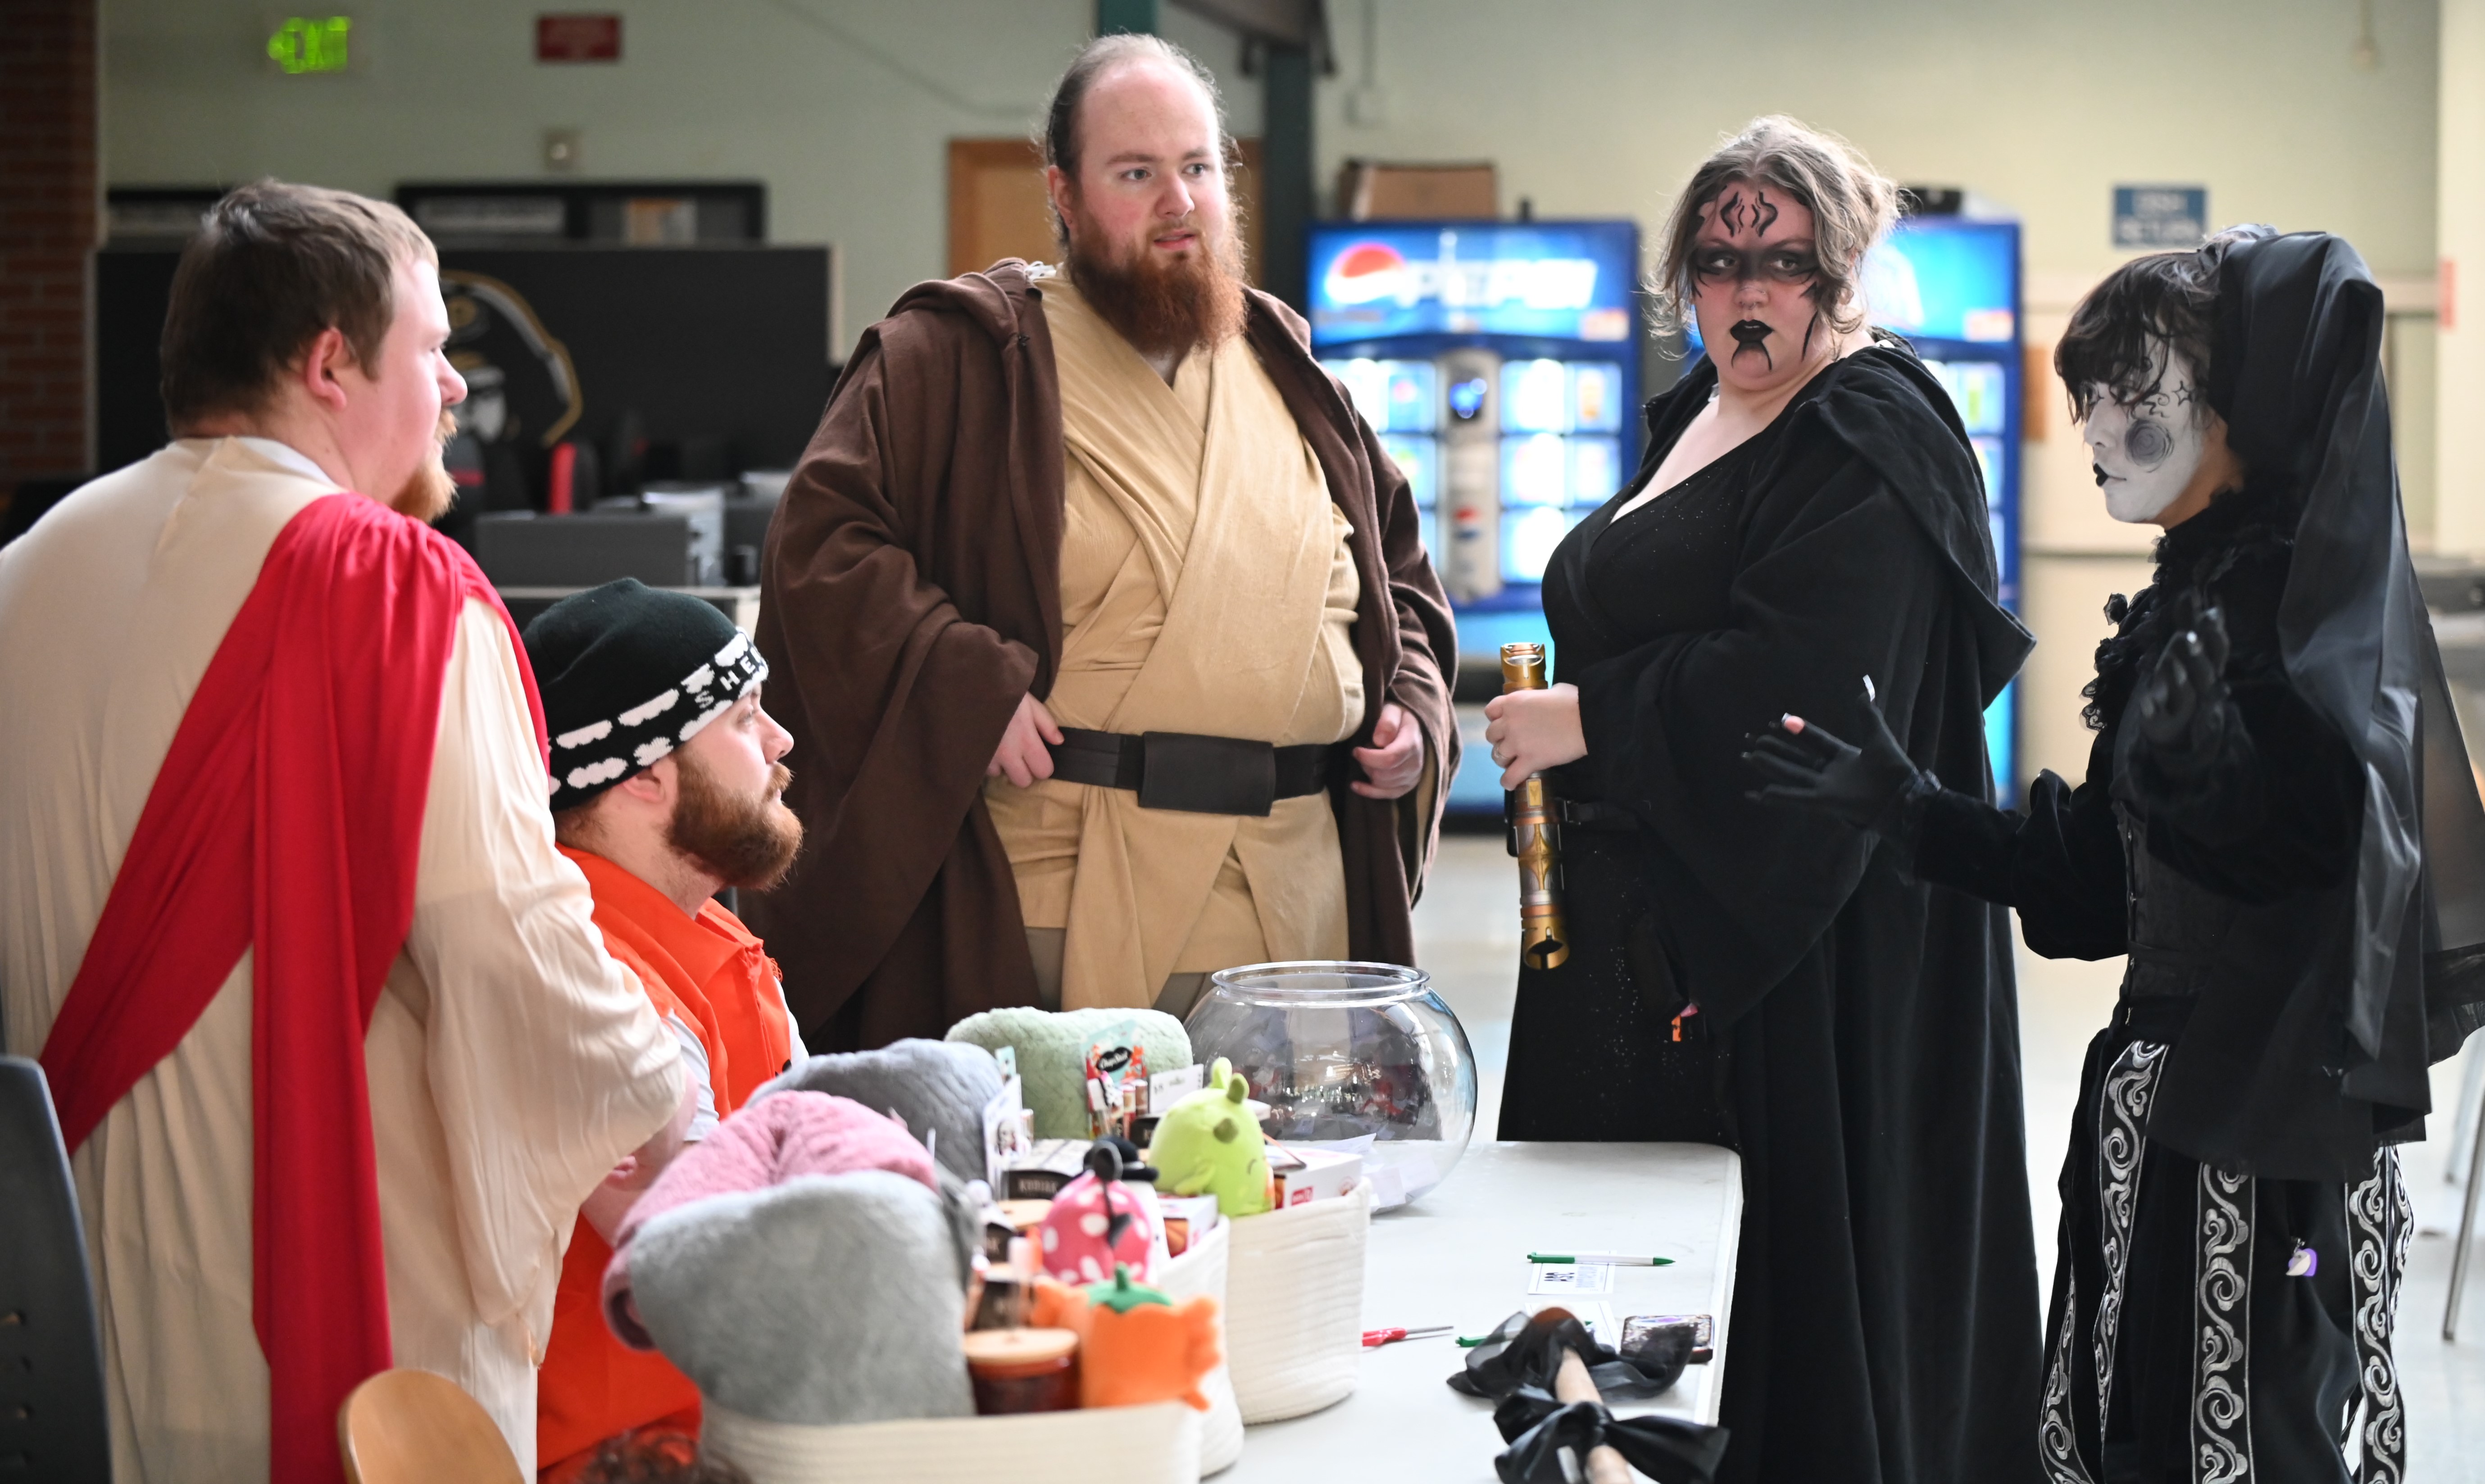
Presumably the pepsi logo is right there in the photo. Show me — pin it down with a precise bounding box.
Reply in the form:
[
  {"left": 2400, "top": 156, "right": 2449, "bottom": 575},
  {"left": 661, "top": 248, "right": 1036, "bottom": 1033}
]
[{"left": 1324, "top": 241, "right": 1409, "bottom": 306}]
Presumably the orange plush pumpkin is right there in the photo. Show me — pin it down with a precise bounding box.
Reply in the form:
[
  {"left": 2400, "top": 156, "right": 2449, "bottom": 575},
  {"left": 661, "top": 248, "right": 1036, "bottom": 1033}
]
[{"left": 1028, "top": 1267, "right": 1221, "bottom": 1411}]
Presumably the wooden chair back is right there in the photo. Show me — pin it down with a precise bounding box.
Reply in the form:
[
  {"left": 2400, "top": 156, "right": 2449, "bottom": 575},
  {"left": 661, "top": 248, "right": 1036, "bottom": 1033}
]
[{"left": 337, "top": 1368, "right": 524, "bottom": 1484}]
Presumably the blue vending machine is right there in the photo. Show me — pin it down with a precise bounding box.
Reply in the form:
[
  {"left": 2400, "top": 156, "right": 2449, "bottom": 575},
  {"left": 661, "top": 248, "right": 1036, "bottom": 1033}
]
[
  {"left": 1306, "top": 220, "right": 1643, "bottom": 815},
  {"left": 1863, "top": 216, "right": 2024, "bottom": 803}
]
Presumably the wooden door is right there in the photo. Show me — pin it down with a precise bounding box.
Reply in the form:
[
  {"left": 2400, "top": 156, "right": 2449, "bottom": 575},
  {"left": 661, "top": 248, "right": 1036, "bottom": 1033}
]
[{"left": 947, "top": 137, "right": 1263, "bottom": 285}]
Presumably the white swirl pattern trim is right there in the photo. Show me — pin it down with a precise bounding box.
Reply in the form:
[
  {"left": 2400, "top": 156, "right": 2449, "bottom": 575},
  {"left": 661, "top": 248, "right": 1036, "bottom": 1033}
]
[
  {"left": 2193, "top": 1164, "right": 2255, "bottom": 1484},
  {"left": 2346, "top": 1148, "right": 2407, "bottom": 1484},
  {"left": 2095, "top": 1040, "right": 2167, "bottom": 1429},
  {"left": 2037, "top": 1038, "right": 2167, "bottom": 1484},
  {"left": 2040, "top": 1261, "right": 2096, "bottom": 1484}
]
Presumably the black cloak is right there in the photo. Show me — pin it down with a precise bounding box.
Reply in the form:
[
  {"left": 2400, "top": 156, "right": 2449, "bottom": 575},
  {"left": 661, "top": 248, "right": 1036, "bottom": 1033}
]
[
  {"left": 1558, "top": 341, "right": 2041, "bottom": 1484},
  {"left": 2152, "top": 231, "right": 2485, "bottom": 1171}
]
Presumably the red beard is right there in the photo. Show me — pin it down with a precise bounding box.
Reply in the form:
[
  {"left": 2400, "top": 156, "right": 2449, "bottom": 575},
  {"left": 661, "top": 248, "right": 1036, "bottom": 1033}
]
[
  {"left": 1065, "top": 199, "right": 1248, "bottom": 359},
  {"left": 668, "top": 751, "right": 803, "bottom": 892},
  {"left": 392, "top": 408, "right": 457, "bottom": 523}
]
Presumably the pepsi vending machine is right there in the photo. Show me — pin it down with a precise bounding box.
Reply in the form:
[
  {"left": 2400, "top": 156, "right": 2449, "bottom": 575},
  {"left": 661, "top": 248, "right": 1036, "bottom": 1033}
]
[
  {"left": 1307, "top": 221, "right": 1642, "bottom": 813},
  {"left": 1861, "top": 217, "right": 2024, "bottom": 802}
]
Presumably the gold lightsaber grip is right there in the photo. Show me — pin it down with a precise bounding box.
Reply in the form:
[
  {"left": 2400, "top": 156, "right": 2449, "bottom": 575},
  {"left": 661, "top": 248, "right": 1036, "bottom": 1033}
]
[{"left": 1500, "top": 643, "right": 1571, "bottom": 971}]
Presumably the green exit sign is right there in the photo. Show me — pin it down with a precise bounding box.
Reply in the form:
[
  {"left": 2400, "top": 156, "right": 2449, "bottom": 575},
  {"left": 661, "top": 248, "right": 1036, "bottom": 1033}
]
[{"left": 268, "top": 16, "right": 351, "bottom": 74}]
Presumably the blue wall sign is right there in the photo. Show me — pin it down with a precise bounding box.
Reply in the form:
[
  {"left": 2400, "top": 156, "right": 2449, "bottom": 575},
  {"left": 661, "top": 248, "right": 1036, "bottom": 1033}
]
[{"left": 2112, "top": 186, "right": 2208, "bottom": 249}]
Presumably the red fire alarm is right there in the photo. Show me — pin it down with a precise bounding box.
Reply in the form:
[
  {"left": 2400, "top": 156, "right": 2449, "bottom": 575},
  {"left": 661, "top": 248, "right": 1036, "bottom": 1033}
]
[{"left": 536, "top": 13, "right": 620, "bottom": 62}]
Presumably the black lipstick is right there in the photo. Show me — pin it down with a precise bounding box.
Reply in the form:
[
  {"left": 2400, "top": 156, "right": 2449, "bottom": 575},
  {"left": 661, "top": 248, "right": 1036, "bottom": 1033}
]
[{"left": 1729, "top": 319, "right": 1773, "bottom": 369}]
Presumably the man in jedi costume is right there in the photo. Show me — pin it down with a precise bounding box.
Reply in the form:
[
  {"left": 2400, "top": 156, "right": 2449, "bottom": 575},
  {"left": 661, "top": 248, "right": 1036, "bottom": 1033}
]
[
  {"left": 0, "top": 181, "right": 689, "bottom": 1480},
  {"left": 522, "top": 580, "right": 808, "bottom": 1479},
  {"left": 1748, "top": 227, "right": 2485, "bottom": 1481},
  {"left": 753, "top": 33, "right": 1456, "bottom": 1042}
]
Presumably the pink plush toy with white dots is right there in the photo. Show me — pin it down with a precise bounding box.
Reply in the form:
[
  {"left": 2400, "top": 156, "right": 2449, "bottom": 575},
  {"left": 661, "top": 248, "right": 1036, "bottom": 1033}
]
[{"left": 1038, "top": 1145, "right": 1167, "bottom": 1284}]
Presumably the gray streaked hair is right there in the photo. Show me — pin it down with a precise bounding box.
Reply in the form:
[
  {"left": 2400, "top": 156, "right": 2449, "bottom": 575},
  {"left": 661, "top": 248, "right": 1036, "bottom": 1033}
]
[{"left": 1648, "top": 116, "right": 1899, "bottom": 341}]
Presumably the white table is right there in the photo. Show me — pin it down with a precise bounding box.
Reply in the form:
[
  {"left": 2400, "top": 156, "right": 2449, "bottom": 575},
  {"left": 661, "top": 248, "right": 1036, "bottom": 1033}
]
[{"left": 1222, "top": 1141, "right": 1743, "bottom": 1482}]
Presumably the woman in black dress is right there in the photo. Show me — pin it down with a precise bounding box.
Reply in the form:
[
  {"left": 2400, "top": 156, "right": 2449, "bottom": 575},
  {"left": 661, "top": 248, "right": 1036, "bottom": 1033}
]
[
  {"left": 1483, "top": 116, "right": 2043, "bottom": 1484},
  {"left": 1748, "top": 229, "right": 2480, "bottom": 1483}
]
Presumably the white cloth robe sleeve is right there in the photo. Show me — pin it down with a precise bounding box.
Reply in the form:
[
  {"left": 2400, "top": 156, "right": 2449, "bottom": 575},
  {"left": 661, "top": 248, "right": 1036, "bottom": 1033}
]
[{"left": 367, "top": 597, "right": 688, "bottom": 1465}]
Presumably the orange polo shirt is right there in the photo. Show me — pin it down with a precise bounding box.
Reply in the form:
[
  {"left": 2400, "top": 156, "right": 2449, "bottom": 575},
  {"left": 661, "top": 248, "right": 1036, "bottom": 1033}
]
[{"left": 537, "top": 846, "right": 800, "bottom": 1480}]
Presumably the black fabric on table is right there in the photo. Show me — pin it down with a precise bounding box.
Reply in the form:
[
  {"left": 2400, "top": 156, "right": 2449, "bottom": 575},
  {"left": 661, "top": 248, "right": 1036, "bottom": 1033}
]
[{"left": 1499, "top": 338, "right": 2044, "bottom": 1484}]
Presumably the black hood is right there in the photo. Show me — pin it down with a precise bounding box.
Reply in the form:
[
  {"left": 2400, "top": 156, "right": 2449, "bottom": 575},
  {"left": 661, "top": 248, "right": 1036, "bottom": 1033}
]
[{"left": 2203, "top": 231, "right": 2485, "bottom": 1105}]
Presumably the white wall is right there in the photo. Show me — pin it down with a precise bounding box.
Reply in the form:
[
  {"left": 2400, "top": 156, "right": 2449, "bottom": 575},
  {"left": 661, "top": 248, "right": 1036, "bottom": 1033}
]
[
  {"left": 100, "top": 0, "right": 1276, "bottom": 353},
  {"left": 2441, "top": 0, "right": 2485, "bottom": 556},
  {"left": 104, "top": 0, "right": 1066, "bottom": 354},
  {"left": 106, "top": 0, "right": 2439, "bottom": 341}
]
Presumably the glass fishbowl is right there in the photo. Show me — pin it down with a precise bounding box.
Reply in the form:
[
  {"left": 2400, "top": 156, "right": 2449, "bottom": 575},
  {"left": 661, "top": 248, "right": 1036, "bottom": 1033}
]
[{"left": 1184, "top": 961, "right": 1477, "bottom": 1204}]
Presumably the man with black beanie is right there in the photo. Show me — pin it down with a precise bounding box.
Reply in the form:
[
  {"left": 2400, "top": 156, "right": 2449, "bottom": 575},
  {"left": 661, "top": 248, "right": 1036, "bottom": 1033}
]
[{"left": 520, "top": 578, "right": 809, "bottom": 1477}]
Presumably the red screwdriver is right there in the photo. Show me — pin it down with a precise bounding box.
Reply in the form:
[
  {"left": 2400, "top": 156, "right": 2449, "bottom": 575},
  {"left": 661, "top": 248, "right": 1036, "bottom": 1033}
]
[{"left": 1361, "top": 1325, "right": 1455, "bottom": 1348}]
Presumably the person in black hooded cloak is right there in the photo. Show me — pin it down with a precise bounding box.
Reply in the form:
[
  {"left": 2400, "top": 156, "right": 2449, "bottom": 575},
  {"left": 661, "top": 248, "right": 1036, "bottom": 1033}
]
[
  {"left": 1482, "top": 115, "right": 2044, "bottom": 1484},
  {"left": 1748, "top": 224, "right": 2485, "bottom": 1483}
]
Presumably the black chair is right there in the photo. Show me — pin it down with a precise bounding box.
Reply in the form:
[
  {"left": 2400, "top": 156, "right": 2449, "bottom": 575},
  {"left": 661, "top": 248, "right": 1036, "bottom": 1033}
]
[{"left": 0, "top": 1056, "right": 110, "bottom": 1481}]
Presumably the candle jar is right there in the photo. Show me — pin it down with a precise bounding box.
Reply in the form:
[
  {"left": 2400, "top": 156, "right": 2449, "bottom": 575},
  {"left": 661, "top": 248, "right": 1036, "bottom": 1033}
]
[
  {"left": 962, "top": 1328, "right": 1080, "bottom": 1414},
  {"left": 1184, "top": 961, "right": 1477, "bottom": 1203}
]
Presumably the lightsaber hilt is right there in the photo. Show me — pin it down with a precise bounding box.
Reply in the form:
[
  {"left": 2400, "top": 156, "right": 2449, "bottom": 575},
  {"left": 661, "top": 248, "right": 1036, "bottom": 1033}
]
[{"left": 1500, "top": 643, "right": 1571, "bottom": 971}]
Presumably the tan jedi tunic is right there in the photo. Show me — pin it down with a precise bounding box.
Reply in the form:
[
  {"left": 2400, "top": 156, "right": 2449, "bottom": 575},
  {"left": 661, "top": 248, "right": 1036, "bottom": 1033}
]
[
  {"left": 982, "top": 277, "right": 1365, "bottom": 1011},
  {"left": 0, "top": 438, "right": 686, "bottom": 1479}
]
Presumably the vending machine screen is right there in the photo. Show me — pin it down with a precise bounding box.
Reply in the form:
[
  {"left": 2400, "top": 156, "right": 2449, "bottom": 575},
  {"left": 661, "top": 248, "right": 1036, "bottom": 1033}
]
[{"left": 1495, "top": 358, "right": 1631, "bottom": 582}]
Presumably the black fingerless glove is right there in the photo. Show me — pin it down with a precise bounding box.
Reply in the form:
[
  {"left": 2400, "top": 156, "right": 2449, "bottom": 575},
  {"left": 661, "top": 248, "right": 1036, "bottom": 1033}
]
[{"left": 1741, "top": 679, "right": 1940, "bottom": 848}]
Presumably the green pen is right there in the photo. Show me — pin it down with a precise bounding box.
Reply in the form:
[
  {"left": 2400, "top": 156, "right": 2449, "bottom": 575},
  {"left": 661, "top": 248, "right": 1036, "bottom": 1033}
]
[{"left": 1527, "top": 1251, "right": 1674, "bottom": 1266}]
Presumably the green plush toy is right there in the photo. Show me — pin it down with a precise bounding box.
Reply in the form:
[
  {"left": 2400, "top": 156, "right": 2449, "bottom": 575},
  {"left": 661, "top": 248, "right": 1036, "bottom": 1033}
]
[
  {"left": 1146, "top": 1057, "right": 1271, "bottom": 1217},
  {"left": 944, "top": 1006, "right": 1191, "bottom": 1140}
]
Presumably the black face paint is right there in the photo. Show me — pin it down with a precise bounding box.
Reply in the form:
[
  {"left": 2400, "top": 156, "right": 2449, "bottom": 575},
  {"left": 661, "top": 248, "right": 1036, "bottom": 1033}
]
[
  {"left": 1691, "top": 243, "right": 1822, "bottom": 287},
  {"left": 2124, "top": 419, "right": 2173, "bottom": 466},
  {"left": 1730, "top": 319, "right": 1773, "bottom": 369},
  {"left": 1716, "top": 188, "right": 1781, "bottom": 237}
]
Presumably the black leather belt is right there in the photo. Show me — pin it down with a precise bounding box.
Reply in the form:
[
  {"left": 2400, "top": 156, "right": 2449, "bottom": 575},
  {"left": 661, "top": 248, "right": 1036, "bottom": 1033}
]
[
  {"left": 2121, "top": 944, "right": 2213, "bottom": 997},
  {"left": 1556, "top": 798, "right": 1644, "bottom": 832},
  {"left": 1047, "top": 726, "right": 1331, "bottom": 817},
  {"left": 1502, "top": 793, "right": 1643, "bottom": 832}
]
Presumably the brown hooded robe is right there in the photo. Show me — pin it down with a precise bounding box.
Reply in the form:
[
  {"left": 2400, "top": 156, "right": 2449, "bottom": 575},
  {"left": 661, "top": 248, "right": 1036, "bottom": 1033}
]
[{"left": 751, "top": 262, "right": 1458, "bottom": 1048}]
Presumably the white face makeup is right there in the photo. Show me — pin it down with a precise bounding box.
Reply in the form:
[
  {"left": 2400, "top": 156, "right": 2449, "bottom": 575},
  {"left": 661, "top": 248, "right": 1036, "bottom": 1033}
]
[{"left": 2082, "top": 340, "right": 2206, "bottom": 523}]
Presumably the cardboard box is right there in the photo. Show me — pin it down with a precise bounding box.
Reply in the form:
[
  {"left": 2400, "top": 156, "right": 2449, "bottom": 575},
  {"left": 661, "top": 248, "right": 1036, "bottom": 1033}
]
[
  {"left": 999, "top": 1139, "right": 1090, "bottom": 1202},
  {"left": 1157, "top": 1193, "right": 1222, "bottom": 1257},
  {"left": 1267, "top": 1145, "right": 1363, "bottom": 1208},
  {"left": 1335, "top": 159, "right": 1497, "bottom": 221}
]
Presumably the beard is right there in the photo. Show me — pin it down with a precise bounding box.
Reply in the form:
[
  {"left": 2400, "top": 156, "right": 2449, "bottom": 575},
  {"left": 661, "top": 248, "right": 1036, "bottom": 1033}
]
[
  {"left": 1064, "top": 195, "right": 1248, "bottom": 360},
  {"left": 667, "top": 747, "right": 802, "bottom": 893},
  {"left": 391, "top": 408, "right": 458, "bottom": 523}
]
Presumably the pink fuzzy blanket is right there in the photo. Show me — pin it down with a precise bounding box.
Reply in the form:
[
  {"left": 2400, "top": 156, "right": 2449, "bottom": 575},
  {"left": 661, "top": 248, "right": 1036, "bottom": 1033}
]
[{"left": 602, "top": 1090, "right": 938, "bottom": 1344}]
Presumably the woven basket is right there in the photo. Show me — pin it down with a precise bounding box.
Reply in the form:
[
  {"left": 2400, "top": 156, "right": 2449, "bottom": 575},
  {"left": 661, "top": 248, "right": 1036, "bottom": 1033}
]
[
  {"left": 702, "top": 1400, "right": 1201, "bottom": 1484},
  {"left": 695, "top": 1216, "right": 1245, "bottom": 1483},
  {"left": 1223, "top": 1179, "right": 1372, "bottom": 1423},
  {"left": 1154, "top": 1217, "right": 1243, "bottom": 1473}
]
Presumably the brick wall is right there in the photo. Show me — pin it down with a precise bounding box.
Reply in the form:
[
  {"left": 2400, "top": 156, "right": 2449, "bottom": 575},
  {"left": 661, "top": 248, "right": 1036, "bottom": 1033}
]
[{"left": 0, "top": 0, "right": 100, "bottom": 500}]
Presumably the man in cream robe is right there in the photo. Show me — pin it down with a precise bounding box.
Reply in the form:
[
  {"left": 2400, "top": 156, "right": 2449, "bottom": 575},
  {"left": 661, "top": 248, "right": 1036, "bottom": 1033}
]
[
  {"left": 0, "top": 184, "right": 684, "bottom": 1478},
  {"left": 985, "top": 275, "right": 1380, "bottom": 1010}
]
